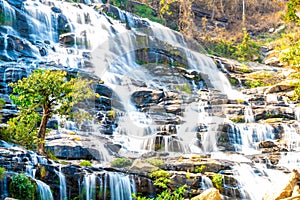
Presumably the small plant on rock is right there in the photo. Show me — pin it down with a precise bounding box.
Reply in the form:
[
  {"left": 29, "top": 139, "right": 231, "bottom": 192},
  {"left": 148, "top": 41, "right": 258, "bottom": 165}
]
[
  {"left": 0, "top": 167, "right": 6, "bottom": 181},
  {"left": 111, "top": 157, "right": 132, "bottom": 168},
  {"left": 150, "top": 169, "right": 170, "bottom": 189},
  {"left": 211, "top": 174, "right": 224, "bottom": 190},
  {"left": 79, "top": 160, "right": 92, "bottom": 167}
]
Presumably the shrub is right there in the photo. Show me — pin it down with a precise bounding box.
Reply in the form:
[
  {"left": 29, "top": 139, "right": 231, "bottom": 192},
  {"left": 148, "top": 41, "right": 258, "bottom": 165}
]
[
  {"left": 211, "top": 174, "right": 223, "bottom": 190},
  {"left": 285, "top": 0, "right": 300, "bottom": 23},
  {"left": 244, "top": 80, "right": 266, "bottom": 88},
  {"left": 150, "top": 169, "right": 170, "bottom": 189},
  {"left": 79, "top": 160, "right": 92, "bottom": 167},
  {"left": 111, "top": 158, "right": 132, "bottom": 168},
  {"left": 9, "top": 173, "right": 36, "bottom": 200},
  {"left": 194, "top": 165, "right": 206, "bottom": 173}
]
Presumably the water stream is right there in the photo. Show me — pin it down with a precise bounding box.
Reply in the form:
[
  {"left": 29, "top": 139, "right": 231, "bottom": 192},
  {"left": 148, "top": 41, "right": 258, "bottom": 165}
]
[{"left": 0, "top": 0, "right": 300, "bottom": 199}]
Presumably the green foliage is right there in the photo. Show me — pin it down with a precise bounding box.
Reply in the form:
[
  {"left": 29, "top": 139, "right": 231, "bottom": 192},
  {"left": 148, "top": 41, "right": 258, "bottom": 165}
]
[
  {"left": 40, "top": 166, "right": 47, "bottom": 178},
  {"left": 234, "top": 29, "right": 260, "bottom": 61},
  {"left": 0, "top": 98, "right": 5, "bottom": 122},
  {"left": 106, "top": 109, "right": 116, "bottom": 120},
  {"left": 132, "top": 4, "right": 163, "bottom": 24},
  {"left": 194, "top": 165, "right": 206, "bottom": 173},
  {"left": 285, "top": 0, "right": 300, "bottom": 23},
  {"left": 111, "top": 157, "right": 132, "bottom": 168},
  {"left": 244, "top": 80, "right": 266, "bottom": 88},
  {"left": 103, "top": 0, "right": 128, "bottom": 9},
  {"left": 0, "top": 111, "right": 39, "bottom": 150},
  {"left": 207, "top": 39, "right": 235, "bottom": 58},
  {"left": 132, "top": 185, "right": 186, "bottom": 200},
  {"left": 9, "top": 173, "right": 36, "bottom": 200},
  {"left": 79, "top": 160, "right": 92, "bottom": 167},
  {"left": 46, "top": 149, "right": 58, "bottom": 161},
  {"left": 230, "top": 116, "right": 245, "bottom": 123},
  {"left": 176, "top": 83, "right": 192, "bottom": 94},
  {"left": 150, "top": 169, "right": 170, "bottom": 189},
  {"left": 147, "top": 158, "right": 165, "bottom": 167},
  {"left": 280, "top": 39, "right": 300, "bottom": 67},
  {"left": 229, "top": 78, "right": 238, "bottom": 86},
  {"left": 0, "top": 167, "right": 6, "bottom": 181},
  {"left": 9, "top": 69, "right": 94, "bottom": 153},
  {"left": 293, "top": 84, "right": 300, "bottom": 101},
  {"left": 211, "top": 174, "right": 223, "bottom": 190}
]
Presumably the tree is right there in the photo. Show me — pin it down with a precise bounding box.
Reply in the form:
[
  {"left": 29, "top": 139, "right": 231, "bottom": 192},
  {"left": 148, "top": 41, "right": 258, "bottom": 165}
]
[{"left": 9, "top": 69, "right": 94, "bottom": 154}]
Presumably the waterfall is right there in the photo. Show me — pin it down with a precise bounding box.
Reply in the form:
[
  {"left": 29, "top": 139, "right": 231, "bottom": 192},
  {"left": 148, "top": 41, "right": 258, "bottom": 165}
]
[
  {"left": 79, "top": 172, "right": 136, "bottom": 200},
  {"left": 227, "top": 123, "right": 274, "bottom": 152},
  {"left": 109, "top": 172, "right": 136, "bottom": 200},
  {"left": 82, "top": 173, "right": 96, "bottom": 200},
  {"left": 244, "top": 106, "right": 254, "bottom": 123},
  {"left": 283, "top": 124, "right": 300, "bottom": 151},
  {"left": 36, "top": 180, "right": 54, "bottom": 200},
  {"left": 200, "top": 175, "right": 213, "bottom": 190},
  {"left": 55, "top": 168, "right": 67, "bottom": 200},
  {"left": 232, "top": 163, "right": 288, "bottom": 200}
]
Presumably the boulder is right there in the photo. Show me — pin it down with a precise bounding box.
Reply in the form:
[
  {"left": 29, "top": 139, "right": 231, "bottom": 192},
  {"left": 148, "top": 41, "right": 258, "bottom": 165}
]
[
  {"left": 191, "top": 188, "right": 222, "bottom": 200},
  {"left": 130, "top": 159, "right": 158, "bottom": 172}
]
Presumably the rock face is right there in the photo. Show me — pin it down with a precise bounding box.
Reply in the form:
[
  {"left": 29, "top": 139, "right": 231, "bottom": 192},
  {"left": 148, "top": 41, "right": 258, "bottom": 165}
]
[{"left": 191, "top": 188, "right": 222, "bottom": 200}]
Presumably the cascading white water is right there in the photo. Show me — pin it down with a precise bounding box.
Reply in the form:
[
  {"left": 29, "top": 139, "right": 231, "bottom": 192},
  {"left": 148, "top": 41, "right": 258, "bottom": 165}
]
[
  {"left": 109, "top": 172, "right": 136, "bottom": 200},
  {"left": 232, "top": 163, "right": 289, "bottom": 200},
  {"left": 36, "top": 180, "right": 54, "bottom": 200},
  {"left": 227, "top": 123, "right": 274, "bottom": 153},
  {"left": 282, "top": 124, "right": 300, "bottom": 151},
  {"left": 55, "top": 168, "right": 67, "bottom": 200},
  {"left": 81, "top": 173, "right": 96, "bottom": 200},
  {"left": 1, "top": 0, "right": 16, "bottom": 26},
  {"left": 200, "top": 175, "right": 213, "bottom": 190},
  {"left": 244, "top": 106, "right": 254, "bottom": 123},
  {"left": 25, "top": 166, "right": 54, "bottom": 200}
]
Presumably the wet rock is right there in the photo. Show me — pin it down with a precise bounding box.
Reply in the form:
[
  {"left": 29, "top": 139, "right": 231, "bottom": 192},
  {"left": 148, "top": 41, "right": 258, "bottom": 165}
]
[
  {"left": 259, "top": 141, "right": 277, "bottom": 148},
  {"left": 191, "top": 188, "right": 222, "bottom": 200},
  {"left": 130, "top": 159, "right": 158, "bottom": 172}
]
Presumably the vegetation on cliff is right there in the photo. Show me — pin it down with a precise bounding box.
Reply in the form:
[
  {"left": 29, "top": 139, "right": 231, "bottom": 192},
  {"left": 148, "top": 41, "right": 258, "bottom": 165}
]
[{"left": 1, "top": 70, "right": 95, "bottom": 154}]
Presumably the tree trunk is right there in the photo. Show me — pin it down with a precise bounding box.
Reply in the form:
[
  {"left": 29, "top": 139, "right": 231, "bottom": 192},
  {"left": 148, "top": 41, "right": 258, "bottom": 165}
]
[{"left": 37, "top": 110, "right": 49, "bottom": 155}]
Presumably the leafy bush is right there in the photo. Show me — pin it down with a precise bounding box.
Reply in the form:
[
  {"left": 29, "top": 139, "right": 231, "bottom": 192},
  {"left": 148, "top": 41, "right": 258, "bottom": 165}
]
[
  {"left": 244, "top": 80, "right": 266, "bottom": 88},
  {"left": 79, "top": 160, "right": 92, "bottom": 167},
  {"left": 111, "top": 158, "right": 132, "bottom": 168},
  {"left": 194, "top": 165, "right": 206, "bottom": 173},
  {"left": 211, "top": 174, "right": 223, "bottom": 190},
  {"left": 285, "top": 0, "right": 300, "bottom": 23},
  {"left": 150, "top": 169, "right": 170, "bottom": 189},
  {"left": 0, "top": 167, "right": 6, "bottom": 181},
  {"left": 0, "top": 111, "right": 39, "bottom": 150},
  {"left": 133, "top": 185, "right": 186, "bottom": 200},
  {"left": 9, "top": 173, "right": 36, "bottom": 200},
  {"left": 234, "top": 29, "right": 260, "bottom": 61}
]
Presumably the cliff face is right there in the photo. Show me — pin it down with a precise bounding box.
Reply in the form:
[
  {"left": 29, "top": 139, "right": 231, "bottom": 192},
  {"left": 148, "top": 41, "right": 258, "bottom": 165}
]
[{"left": 0, "top": 0, "right": 300, "bottom": 199}]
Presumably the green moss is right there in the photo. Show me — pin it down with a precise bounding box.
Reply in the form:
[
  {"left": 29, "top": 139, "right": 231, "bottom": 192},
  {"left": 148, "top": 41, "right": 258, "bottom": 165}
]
[
  {"left": 176, "top": 83, "right": 192, "bottom": 94},
  {"left": 79, "top": 160, "right": 92, "bottom": 167},
  {"left": 147, "top": 158, "right": 165, "bottom": 167}
]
